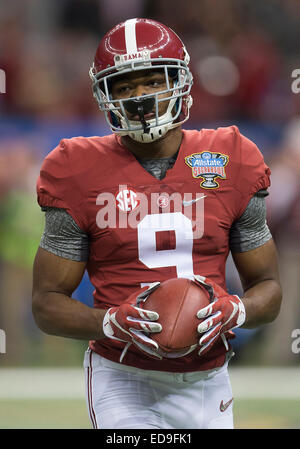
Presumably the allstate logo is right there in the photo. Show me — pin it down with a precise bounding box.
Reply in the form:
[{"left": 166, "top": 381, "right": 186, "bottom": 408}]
[{"left": 185, "top": 151, "right": 229, "bottom": 189}]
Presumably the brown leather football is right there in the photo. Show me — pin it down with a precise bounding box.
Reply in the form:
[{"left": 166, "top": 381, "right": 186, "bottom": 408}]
[{"left": 139, "top": 277, "right": 211, "bottom": 358}]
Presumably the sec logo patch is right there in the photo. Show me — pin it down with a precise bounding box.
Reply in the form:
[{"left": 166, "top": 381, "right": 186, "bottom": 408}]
[{"left": 115, "top": 187, "right": 140, "bottom": 212}]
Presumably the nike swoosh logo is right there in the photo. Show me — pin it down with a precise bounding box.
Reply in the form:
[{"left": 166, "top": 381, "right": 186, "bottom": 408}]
[
  {"left": 182, "top": 195, "right": 207, "bottom": 206},
  {"left": 220, "top": 398, "right": 233, "bottom": 412}
]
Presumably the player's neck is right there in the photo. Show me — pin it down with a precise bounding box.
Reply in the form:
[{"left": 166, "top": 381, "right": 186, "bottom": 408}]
[{"left": 121, "top": 127, "right": 183, "bottom": 160}]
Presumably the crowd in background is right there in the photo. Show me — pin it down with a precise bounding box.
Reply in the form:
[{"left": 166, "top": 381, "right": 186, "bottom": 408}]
[
  {"left": 1, "top": 0, "right": 300, "bottom": 122},
  {"left": 0, "top": 0, "right": 300, "bottom": 366}
]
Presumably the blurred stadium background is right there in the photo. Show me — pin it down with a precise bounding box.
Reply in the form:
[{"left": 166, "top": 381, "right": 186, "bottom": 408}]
[{"left": 0, "top": 0, "right": 300, "bottom": 429}]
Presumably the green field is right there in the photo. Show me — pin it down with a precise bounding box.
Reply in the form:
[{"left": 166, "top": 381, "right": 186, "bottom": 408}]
[
  {"left": 0, "top": 398, "right": 299, "bottom": 429},
  {"left": 0, "top": 367, "right": 299, "bottom": 429}
]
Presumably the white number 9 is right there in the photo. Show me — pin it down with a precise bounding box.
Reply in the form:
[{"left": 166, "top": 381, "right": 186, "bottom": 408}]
[{"left": 137, "top": 212, "right": 195, "bottom": 281}]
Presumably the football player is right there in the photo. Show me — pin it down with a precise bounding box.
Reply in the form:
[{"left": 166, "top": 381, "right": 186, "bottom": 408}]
[{"left": 32, "top": 18, "right": 282, "bottom": 429}]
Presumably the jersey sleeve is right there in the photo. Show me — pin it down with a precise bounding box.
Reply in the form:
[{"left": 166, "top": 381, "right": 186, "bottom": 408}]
[
  {"left": 232, "top": 126, "right": 271, "bottom": 219},
  {"left": 36, "top": 139, "right": 88, "bottom": 231}
]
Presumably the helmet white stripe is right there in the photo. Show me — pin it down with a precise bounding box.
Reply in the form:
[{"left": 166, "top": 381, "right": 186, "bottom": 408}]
[{"left": 124, "top": 18, "right": 138, "bottom": 54}]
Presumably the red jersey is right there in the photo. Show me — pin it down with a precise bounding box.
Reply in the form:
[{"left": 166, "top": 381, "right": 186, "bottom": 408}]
[{"left": 37, "top": 126, "right": 270, "bottom": 372}]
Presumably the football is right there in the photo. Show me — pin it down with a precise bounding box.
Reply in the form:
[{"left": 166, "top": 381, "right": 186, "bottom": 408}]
[{"left": 139, "top": 277, "right": 212, "bottom": 358}]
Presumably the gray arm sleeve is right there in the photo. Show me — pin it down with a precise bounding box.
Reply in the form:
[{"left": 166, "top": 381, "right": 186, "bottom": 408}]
[
  {"left": 39, "top": 207, "right": 89, "bottom": 262},
  {"left": 229, "top": 191, "right": 272, "bottom": 253}
]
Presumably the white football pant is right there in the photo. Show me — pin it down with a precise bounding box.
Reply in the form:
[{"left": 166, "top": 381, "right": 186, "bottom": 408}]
[{"left": 84, "top": 349, "right": 234, "bottom": 429}]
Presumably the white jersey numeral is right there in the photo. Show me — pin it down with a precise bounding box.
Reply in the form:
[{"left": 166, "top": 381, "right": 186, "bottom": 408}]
[{"left": 137, "top": 212, "right": 195, "bottom": 283}]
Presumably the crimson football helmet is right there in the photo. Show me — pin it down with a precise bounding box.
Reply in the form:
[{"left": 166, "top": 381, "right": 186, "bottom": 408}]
[{"left": 89, "top": 18, "right": 193, "bottom": 143}]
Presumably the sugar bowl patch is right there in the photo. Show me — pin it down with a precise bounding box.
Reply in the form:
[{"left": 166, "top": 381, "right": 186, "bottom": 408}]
[{"left": 185, "top": 151, "right": 229, "bottom": 189}]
